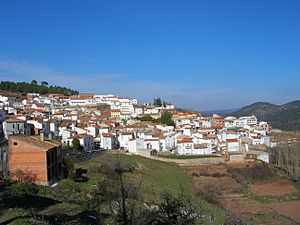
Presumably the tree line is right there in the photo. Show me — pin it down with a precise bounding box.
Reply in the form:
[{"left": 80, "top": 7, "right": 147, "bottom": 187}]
[
  {"left": 153, "top": 97, "right": 171, "bottom": 107},
  {"left": 270, "top": 139, "right": 300, "bottom": 181},
  {"left": 0, "top": 80, "right": 79, "bottom": 96}
]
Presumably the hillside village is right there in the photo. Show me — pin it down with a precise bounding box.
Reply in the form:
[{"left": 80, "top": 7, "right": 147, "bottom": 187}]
[{"left": 0, "top": 90, "right": 277, "bottom": 185}]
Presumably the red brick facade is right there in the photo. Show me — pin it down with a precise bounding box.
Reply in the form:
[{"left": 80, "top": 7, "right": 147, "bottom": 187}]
[{"left": 8, "top": 135, "right": 62, "bottom": 185}]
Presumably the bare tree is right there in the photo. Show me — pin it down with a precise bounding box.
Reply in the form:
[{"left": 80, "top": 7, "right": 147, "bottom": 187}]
[
  {"left": 142, "top": 189, "right": 203, "bottom": 225},
  {"left": 11, "top": 169, "right": 37, "bottom": 183},
  {"left": 272, "top": 139, "right": 300, "bottom": 181},
  {"left": 91, "top": 154, "right": 144, "bottom": 225}
]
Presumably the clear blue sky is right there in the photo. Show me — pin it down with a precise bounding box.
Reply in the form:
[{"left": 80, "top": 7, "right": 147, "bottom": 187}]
[{"left": 0, "top": 0, "right": 300, "bottom": 110}]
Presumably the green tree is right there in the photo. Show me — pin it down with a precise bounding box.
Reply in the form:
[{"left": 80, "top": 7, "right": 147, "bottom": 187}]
[
  {"left": 41, "top": 81, "right": 48, "bottom": 86},
  {"left": 0, "top": 80, "right": 79, "bottom": 95},
  {"left": 153, "top": 97, "right": 162, "bottom": 106},
  {"left": 138, "top": 115, "right": 154, "bottom": 122},
  {"left": 157, "top": 112, "right": 175, "bottom": 126},
  {"left": 72, "top": 138, "right": 83, "bottom": 151}
]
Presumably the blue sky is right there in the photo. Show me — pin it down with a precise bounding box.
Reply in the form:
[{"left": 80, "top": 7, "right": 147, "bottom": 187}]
[{"left": 0, "top": 0, "right": 300, "bottom": 110}]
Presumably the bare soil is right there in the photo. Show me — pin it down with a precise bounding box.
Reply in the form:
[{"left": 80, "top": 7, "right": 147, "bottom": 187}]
[
  {"left": 252, "top": 179, "right": 297, "bottom": 196},
  {"left": 268, "top": 201, "right": 300, "bottom": 223},
  {"left": 184, "top": 162, "right": 300, "bottom": 225},
  {"left": 223, "top": 197, "right": 273, "bottom": 215}
]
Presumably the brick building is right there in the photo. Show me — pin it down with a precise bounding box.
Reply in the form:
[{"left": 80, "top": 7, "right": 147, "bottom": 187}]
[{"left": 8, "top": 133, "right": 62, "bottom": 186}]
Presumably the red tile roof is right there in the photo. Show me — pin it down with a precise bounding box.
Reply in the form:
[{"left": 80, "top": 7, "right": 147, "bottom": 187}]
[
  {"left": 102, "top": 133, "right": 115, "bottom": 138},
  {"left": 226, "top": 139, "right": 238, "bottom": 143},
  {"left": 178, "top": 138, "right": 193, "bottom": 143},
  {"left": 5, "top": 118, "right": 25, "bottom": 123}
]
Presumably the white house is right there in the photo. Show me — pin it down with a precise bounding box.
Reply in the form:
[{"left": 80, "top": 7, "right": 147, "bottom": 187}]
[
  {"left": 31, "top": 103, "right": 48, "bottom": 111},
  {"left": 144, "top": 138, "right": 160, "bottom": 150},
  {"left": 221, "top": 132, "right": 239, "bottom": 142},
  {"left": 199, "top": 117, "right": 211, "bottom": 128},
  {"left": 101, "top": 133, "right": 118, "bottom": 149},
  {"left": 235, "top": 116, "right": 258, "bottom": 127},
  {"left": 73, "top": 126, "right": 87, "bottom": 135},
  {"left": 177, "top": 138, "right": 194, "bottom": 155},
  {"left": 226, "top": 139, "right": 240, "bottom": 152},
  {"left": 165, "top": 104, "right": 175, "bottom": 110},
  {"left": 27, "top": 119, "right": 50, "bottom": 135},
  {"left": 128, "top": 138, "right": 144, "bottom": 154},
  {"left": 245, "top": 150, "right": 269, "bottom": 163},
  {"left": 99, "top": 124, "right": 110, "bottom": 135},
  {"left": 49, "top": 120, "right": 60, "bottom": 137},
  {"left": 224, "top": 117, "right": 237, "bottom": 128},
  {"left": 134, "top": 106, "right": 144, "bottom": 117},
  {"left": 118, "top": 132, "right": 134, "bottom": 150},
  {"left": 65, "top": 133, "right": 94, "bottom": 152},
  {"left": 61, "top": 129, "right": 76, "bottom": 142},
  {"left": 193, "top": 143, "right": 213, "bottom": 155},
  {"left": 143, "top": 106, "right": 159, "bottom": 115},
  {"left": 159, "top": 135, "right": 175, "bottom": 151},
  {"left": 86, "top": 125, "right": 99, "bottom": 137}
]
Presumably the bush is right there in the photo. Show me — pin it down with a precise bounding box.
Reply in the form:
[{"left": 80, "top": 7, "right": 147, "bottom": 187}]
[
  {"left": 62, "top": 157, "right": 75, "bottom": 178},
  {"left": 6, "top": 182, "right": 39, "bottom": 196},
  {"left": 228, "top": 163, "right": 274, "bottom": 184},
  {"left": 198, "top": 182, "right": 221, "bottom": 205}
]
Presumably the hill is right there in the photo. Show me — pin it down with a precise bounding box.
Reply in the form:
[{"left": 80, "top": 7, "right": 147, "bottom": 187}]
[
  {"left": 0, "top": 80, "right": 78, "bottom": 96},
  {"left": 0, "top": 153, "right": 225, "bottom": 225},
  {"left": 201, "top": 108, "right": 239, "bottom": 116},
  {"left": 231, "top": 101, "right": 300, "bottom": 131}
]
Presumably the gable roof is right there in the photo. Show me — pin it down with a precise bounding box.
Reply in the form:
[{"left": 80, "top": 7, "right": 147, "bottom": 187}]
[
  {"left": 10, "top": 135, "right": 61, "bottom": 151},
  {"left": 73, "top": 133, "right": 93, "bottom": 139},
  {"left": 5, "top": 118, "right": 25, "bottom": 123}
]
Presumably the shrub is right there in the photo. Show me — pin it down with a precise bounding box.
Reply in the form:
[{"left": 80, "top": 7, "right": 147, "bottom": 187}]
[
  {"left": 198, "top": 182, "right": 221, "bottom": 205},
  {"left": 6, "top": 182, "right": 39, "bottom": 196}
]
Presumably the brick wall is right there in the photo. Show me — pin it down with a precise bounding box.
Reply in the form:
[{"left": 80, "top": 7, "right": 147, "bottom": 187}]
[{"left": 8, "top": 138, "right": 48, "bottom": 183}]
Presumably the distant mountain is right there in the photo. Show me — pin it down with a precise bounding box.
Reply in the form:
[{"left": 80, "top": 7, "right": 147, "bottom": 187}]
[
  {"left": 231, "top": 101, "right": 300, "bottom": 131},
  {"left": 201, "top": 108, "right": 239, "bottom": 117}
]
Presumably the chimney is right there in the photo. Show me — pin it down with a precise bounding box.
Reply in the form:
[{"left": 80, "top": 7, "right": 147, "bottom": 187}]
[
  {"left": 40, "top": 130, "right": 45, "bottom": 142},
  {"left": 48, "top": 132, "right": 53, "bottom": 141}
]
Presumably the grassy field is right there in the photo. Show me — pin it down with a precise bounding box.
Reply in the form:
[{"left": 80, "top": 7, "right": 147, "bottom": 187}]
[
  {"left": 70, "top": 153, "right": 193, "bottom": 194},
  {"left": 73, "top": 153, "right": 225, "bottom": 224},
  {"left": 0, "top": 208, "right": 29, "bottom": 224},
  {"left": 1, "top": 153, "right": 225, "bottom": 224}
]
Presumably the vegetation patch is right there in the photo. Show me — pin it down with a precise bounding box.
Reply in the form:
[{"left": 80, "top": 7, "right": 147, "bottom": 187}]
[
  {"left": 0, "top": 80, "right": 78, "bottom": 95},
  {"left": 0, "top": 208, "right": 29, "bottom": 224},
  {"left": 0, "top": 154, "right": 227, "bottom": 224}
]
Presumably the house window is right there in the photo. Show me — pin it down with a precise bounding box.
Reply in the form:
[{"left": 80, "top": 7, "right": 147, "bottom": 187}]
[{"left": 13, "top": 142, "right": 17, "bottom": 146}]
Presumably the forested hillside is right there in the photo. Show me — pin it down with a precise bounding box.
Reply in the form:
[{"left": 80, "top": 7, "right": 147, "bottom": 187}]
[
  {"left": 231, "top": 101, "right": 300, "bottom": 131},
  {"left": 0, "top": 80, "right": 78, "bottom": 96}
]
